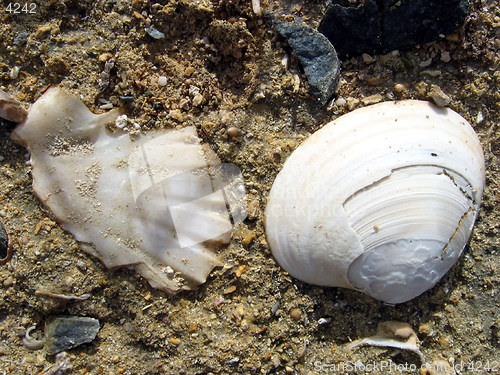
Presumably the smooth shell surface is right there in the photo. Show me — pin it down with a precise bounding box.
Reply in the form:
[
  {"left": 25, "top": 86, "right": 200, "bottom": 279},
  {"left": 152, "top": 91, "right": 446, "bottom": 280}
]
[
  {"left": 12, "top": 87, "right": 242, "bottom": 293},
  {"left": 266, "top": 100, "right": 485, "bottom": 304}
]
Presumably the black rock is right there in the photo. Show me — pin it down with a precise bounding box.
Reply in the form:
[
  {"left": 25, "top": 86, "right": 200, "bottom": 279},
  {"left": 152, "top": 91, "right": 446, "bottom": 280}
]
[
  {"left": 318, "top": 0, "right": 380, "bottom": 58},
  {"left": 318, "top": 0, "right": 470, "bottom": 58},
  {"left": 0, "top": 221, "right": 8, "bottom": 261},
  {"left": 45, "top": 316, "right": 100, "bottom": 354},
  {"left": 268, "top": 15, "right": 341, "bottom": 105}
]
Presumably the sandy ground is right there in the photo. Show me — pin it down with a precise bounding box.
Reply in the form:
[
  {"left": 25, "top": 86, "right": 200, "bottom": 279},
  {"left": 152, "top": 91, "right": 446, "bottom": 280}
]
[{"left": 0, "top": 0, "right": 498, "bottom": 374}]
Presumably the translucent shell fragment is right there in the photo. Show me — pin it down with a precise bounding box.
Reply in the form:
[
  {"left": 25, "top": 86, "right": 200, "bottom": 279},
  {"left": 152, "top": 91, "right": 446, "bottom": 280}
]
[
  {"left": 12, "top": 87, "right": 245, "bottom": 293},
  {"left": 265, "top": 100, "right": 485, "bottom": 304}
]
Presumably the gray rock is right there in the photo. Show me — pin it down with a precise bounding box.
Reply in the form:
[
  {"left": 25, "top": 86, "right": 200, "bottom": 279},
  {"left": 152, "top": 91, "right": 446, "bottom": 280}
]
[
  {"left": 319, "top": 0, "right": 470, "bottom": 58},
  {"left": 45, "top": 316, "right": 100, "bottom": 354},
  {"left": 268, "top": 15, "right": 341, "bottom": 105}
]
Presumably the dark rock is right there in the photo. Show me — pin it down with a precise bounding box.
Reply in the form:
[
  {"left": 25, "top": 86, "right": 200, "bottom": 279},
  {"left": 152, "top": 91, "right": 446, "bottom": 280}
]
[
  {"left": 0, "top": 221, "right": 11, "bottom": 264},
  {"left": 268, "top": 15, "right": 341, "bottom": 105},
  {"left": 318, "top": 0, "right": 380, "bottom": 58},
  {"left": 45, "top": 316, "right": 100, "bottom": 354},
  {"left": 383, "top": 0, "right": 469, "bottom": 51},
  {"left": 318, "top": 0, "right": 470, "bottom": 58}
]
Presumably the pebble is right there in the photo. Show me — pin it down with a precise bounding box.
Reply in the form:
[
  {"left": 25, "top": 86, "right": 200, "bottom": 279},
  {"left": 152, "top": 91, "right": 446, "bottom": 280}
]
[
  {"left": 346, "top": 97, "right": 360, "bottom": 110},
  {"left": 192, "top": 93, "right": 204, "bottom": 107},
  {"left": 290, "top": 308, "right": 302, "bottom": 321},
  {"left": 335, "top": 97, "right": 346, "bottom": 107},
  {"left": 361, "top": 53, "right": 374, "bottom": 63},
  {"left": 428, "top": 85, "right": 451, "bottom": 107},
  {"left": 157, "top": 76, "right": 167, "bottom": 86},
  {"left": 419, "top": 57, "right": 433, "bottom": 68},
  {"left": 98, "top": 53, "right": 114, "bottom": 62},
  {"left": 146, "top": 27, "right": 165, "bottom": 39},
  {"left": 269, "top": 15, "right": 341, "bottom": 105},
  {"left": 45, "top": 316, "right": 100, "bottom": 354},
  {"left": 167, "top": 109, "right": 184, "bottom": 122},
  {"left": 234, "top": 265, "right": 247, "bottom": 278},
  {"left": 223, "top": 285, "right": 237, "bottom": 295},
  {"left": 361, "top": 93, "right": 383, "bottom": 105},
  {"left": 394, "top": 83, "right": 407, "bottom": 93},
  {"left": 226, "top": 126, "right": 241, "bottom": 138},
  {"left": 421, "top": 69, "right": 442, "bottom": 77},
  {"left": 440, "top": 51, "right": 451, "bottom": 63},
  {"left": 168, "top": 338, "right": 181, "bottom": 345},
  {"left": 3, "top": 276, "right": 14, "bottom": 287}
]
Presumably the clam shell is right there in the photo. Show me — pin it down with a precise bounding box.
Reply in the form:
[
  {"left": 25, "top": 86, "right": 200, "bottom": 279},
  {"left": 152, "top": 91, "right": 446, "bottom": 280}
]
[{"left": 265, "top": 100, "right": 485, "bottom": 304}]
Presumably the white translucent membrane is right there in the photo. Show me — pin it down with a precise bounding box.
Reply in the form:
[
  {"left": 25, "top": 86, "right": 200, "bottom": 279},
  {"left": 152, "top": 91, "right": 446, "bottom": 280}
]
[{"left": 12, "top": 88, "right": 246, "bottom": 293}]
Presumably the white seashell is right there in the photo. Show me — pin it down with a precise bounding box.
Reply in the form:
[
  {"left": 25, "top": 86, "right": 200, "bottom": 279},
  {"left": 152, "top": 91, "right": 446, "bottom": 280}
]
[
  {"left": 265, "top": 100, "right": 485, "bottom": 304},
  {"left": 12, "top": 87, "right": 245, "bottom": 293}
]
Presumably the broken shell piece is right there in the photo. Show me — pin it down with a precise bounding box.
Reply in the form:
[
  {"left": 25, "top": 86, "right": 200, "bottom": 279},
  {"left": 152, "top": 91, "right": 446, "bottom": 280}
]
[
  {"left": 12, "top": 87, "right": 245, "bottom": 293},
  {"left": 45, "top": 316, "right": 100, "bottom": 354},
  {"left": 22, "top": 325, "right": 45, "bottom": 350},
  {"left": 0, "top": 89, "right": 28, "bottom": 123},
  {"left": 348, "top": 321, "right": 424, "bottom": 361}
]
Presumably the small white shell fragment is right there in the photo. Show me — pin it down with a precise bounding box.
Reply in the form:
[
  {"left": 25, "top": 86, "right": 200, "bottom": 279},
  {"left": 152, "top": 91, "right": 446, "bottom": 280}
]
[
  {"left": 0, "top": 89, "right": 28, "bottom": 123},
  {"left": 12, "top": 87, "right": 243, "bottom": 293},
  {"left": 266, "top": 100, "right": 485, "bottom": 304},
  {"left": 348, "top": 321, "right": 424, "bottom": 361}
]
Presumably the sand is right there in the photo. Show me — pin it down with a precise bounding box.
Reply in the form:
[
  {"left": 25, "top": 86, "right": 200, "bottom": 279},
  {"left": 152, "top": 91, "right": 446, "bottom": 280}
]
[{"left": 0, "top": 1, "right": 498, "bottom": 374}]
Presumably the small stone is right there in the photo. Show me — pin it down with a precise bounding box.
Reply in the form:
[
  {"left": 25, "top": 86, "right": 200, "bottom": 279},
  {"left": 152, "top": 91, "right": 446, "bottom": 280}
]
[
  {"left": 146, "top": 27, "right": 165, "bottom": 39},
  {"left": 428, "top": 85, "right": 451, "bottom": 107},
  {"left": 335, "top": 97, "right": 346, "bottom": 107},
  {"left": 192, "top": 93, "right": 204, "bottom": 107},
  {"left": 290, "top": 308, "right": 302, "bottom": 321},
  {"left": 440, "top": 51, "right": 451, "bottom": 63},
  {"left": 44, "top": 316, "right": 100, "bottom": 354},
  {"left": 421, "top": 69, "right": 442, "bottom": 77},
  {"left": 362, "top": 53, "right": 374, "bottom": 63},
  {"left": 3, "top": 276, "right": 14, "bottom": 287},
  {"left": 476, "top": 111, "right": 484, "bottom": 124},
  {"left": 157, "top": 76, "right": 167, "bottom": 86},
  {"left": 361, "top": 93, "right": 383, "bottom": 106},
  {"left": 268, "top": 15, "right": 341, "bottom": 105},
  {"left": 394, "top": 83, "right": 407, "bottom": 93},
  {"left": 98, "top": 53, "right": 114, "bottom": 62},
  {"left": 445, "top": 33, "right": 460, "bottom": 42},
  {"left": 366, "top": 77, "right": 381, "bottom": 85},
  {"left": 226, "top": 126, "right": 241, "bottom": 138},
  {"left": 223, "top": 285, "right": 237, "bottom": 295},
  {"left": 188, "top": 323, "right": 198, "bottom": 333},
  {"left": 234, "top": 265, "right": 247, "bottom": 278},
  {"left": 169, "top": 337, "right": 181, "bottom": 345},
  {"left": 167, "top": 109, "right": 184, "bottom": 122},
  {"left": 346, "top": 97, "right": 360, "bottom": 110}
]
